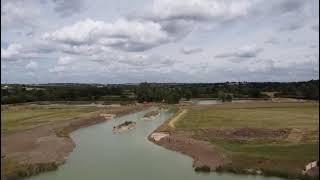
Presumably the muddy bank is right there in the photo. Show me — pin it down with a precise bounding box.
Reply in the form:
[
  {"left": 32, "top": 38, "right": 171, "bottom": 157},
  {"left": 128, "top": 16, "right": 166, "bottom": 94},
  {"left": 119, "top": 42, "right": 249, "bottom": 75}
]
[
  {"left": 148, "top": 130, "right": 229, "bottom": 171},
  {"left": 148, "top": 108, "right": 228, "bottom": 171},
  {"left": 1, "top": 104, "right": 150, "bottom": 180},
  {"left": 192, "top": 128, "right": 291, "bottom": 141},
  {"left": 149, "top": 122, "right": 318, "bottom": 179}
]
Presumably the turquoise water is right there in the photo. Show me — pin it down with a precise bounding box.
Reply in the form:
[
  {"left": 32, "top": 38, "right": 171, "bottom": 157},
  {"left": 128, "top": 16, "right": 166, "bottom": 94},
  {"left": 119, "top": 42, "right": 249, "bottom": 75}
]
[{"left": 28, "top": 109, "right": 282, "bottom": 180}]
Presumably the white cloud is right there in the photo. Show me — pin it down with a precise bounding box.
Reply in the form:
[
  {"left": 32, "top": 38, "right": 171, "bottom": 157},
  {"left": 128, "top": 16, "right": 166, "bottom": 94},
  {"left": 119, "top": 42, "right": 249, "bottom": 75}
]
[
  {"left": 1, "top": 0, "right": 40, "bottom": 30},
  {"left": 146, "top": 0, "right": 253, "bottom": 21},
  {"left": 1, "top": 43, "right": 48, "bottom": 61},
  {"left": 26, "top": 61, "right": 38, "bottom": 70},
  {"left": 43, "top": 18, "right": 170, "bottom": 52},
  {"left": 57, "top": 56, "right": 75, "bottom": 65},
  {"left": 1, "top": 43, "right": 23, "bottom": 60},
  {"left": 49, "top": 66, "right": 67, "bottom": 73},
  {"left": 1, "top": 0, "right": 318, "bottom": 83}
]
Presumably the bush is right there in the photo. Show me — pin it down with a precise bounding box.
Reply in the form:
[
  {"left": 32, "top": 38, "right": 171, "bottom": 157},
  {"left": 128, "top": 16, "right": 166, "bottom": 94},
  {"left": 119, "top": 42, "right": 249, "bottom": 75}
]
[{"left": 194, "top": 165, "right": 211, "bottom": 172}]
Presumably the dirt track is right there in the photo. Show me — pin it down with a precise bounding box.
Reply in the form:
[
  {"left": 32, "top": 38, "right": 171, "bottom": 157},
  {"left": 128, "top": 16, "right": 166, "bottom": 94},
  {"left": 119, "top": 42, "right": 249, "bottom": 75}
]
[{"left": 168, "top": 109, "right": 187, "bottom": 129}]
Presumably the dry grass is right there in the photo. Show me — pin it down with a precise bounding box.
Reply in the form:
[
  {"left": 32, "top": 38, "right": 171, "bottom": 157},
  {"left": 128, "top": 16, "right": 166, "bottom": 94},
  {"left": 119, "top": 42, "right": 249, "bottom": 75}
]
[
  {"left": 176, "top": 102, "right": 319, "bottom": 130},
  {"left": 1, "top": 105, "right": 102, "bottom": 133}
]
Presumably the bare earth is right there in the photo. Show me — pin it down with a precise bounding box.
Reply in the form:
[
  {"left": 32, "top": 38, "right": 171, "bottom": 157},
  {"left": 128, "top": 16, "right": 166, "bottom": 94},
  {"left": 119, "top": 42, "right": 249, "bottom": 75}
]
[{"left": 149, "top": 131, "right": 229, "bottom": 170}]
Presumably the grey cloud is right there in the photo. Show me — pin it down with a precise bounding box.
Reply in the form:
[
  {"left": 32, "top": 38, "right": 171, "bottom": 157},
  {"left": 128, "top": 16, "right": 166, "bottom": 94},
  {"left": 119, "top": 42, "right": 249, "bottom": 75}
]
[
  {"left": 181, "top": 47, "right": 203, "bottom": 55},
  {"left": 49, "top": 65, "right": 67, "bottom": 73},
  {"left": 250, "top": 0, "right": 308, "bottom": 17},
  {"left": 131, "top": 0, "right": 255, "bottom": 44},
  {"left": 311, "top": 24, "right": 319, "bottom": 32},
  {"left": 159, "top": 19, "right": 195, "bottom": 41},
  {"left": 264, "top": 38, "right": 280, "bottom": 45},
  {"left": 203, "top": 58, "right": 318, "bottom": 82},
  {"left": 116, "top": 54, "right": 177, "bottom": 69},
  {"left": 135, "top": 0, "right": 311, "bottom": 48},
  {"left": 142, "top": 0, "right": 309, "bottom": 25},
  {"left": 276, "top": 0, "right": 307, "bottom": 14},
  {"left": 215, "top": 45, "right": 263, "bottom": 60},
  {"left": 1, "top": 0, "right": 318, "bottom": 83},
  {"left": 51, "top": 0, "right": 84, "bottom": 16},
  {"left": 279, "top": 21, "right": 304, "bottom": 31},
  {"left": 310, "top": 44, "right": 319, "bottom": 49}
]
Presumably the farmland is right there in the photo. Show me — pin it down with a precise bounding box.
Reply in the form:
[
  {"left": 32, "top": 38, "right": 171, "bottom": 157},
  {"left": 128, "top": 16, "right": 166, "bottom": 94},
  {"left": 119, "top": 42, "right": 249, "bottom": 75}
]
[{"left": 169, "top": 102, "right": 319, "bottom": 178}]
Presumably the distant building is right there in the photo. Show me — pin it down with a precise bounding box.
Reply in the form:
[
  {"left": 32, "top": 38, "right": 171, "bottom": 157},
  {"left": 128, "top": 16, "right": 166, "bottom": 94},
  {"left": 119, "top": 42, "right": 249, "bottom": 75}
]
[{"left": 1, "top": 85, "right": 9, "bottom": 89}]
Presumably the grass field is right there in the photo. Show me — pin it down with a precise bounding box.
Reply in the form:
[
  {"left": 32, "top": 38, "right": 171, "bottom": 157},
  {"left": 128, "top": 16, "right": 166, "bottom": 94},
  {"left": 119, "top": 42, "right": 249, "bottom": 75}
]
[
  {"left": 176, "top": 102, "right": 319, "bottom": 130},
  {"left": 1, "top": 105, "right": 102, "bottom": 133},
  {"left": 174, "top": 102, "right": 319, "bottom": 178}
]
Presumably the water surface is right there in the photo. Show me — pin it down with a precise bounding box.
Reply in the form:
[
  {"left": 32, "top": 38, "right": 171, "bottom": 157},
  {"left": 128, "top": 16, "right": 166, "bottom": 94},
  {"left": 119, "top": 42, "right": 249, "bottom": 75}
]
[{"left": 28, "top": 109, "right": 282, "bottom": 180}]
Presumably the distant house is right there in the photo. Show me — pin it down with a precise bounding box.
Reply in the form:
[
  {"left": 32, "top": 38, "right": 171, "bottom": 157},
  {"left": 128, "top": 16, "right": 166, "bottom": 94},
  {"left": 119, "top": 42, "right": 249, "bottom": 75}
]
[
  {"left": 24, "top": 87, "right": 45, "bottom": 91},
  {"left": 1, "top": 85, "right": 9, "bottom": 89}
]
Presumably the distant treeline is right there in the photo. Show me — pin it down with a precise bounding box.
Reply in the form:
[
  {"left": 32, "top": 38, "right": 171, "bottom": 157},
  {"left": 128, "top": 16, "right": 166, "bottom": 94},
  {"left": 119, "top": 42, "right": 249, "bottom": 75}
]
[{"left": 1, "top": 80, "right": 318, "bottom": 104}]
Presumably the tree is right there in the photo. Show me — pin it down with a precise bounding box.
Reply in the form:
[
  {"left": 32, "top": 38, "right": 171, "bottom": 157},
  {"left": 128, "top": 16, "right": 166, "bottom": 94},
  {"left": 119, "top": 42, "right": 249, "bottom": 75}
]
[
  {"left": 184, "top": 89, "right": 192, "bottom": 100},
  {"left": 166, "top": 91, "right": 180, "bottom": 104},
  {"left": 248, "top": 88, "right": 262, "bottom": 98},
  {"left": 218, "top": 91, "right": 226, "bottom": 102},
  {"left": 225, "top": 94, "right": 233, "bottom": 102}
]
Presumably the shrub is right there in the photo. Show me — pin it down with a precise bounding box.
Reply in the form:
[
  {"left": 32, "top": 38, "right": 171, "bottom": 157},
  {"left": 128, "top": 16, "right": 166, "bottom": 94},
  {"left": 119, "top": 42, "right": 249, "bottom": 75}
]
[{"left": 194, "top": 165, "right": 211, "bottom": 172}]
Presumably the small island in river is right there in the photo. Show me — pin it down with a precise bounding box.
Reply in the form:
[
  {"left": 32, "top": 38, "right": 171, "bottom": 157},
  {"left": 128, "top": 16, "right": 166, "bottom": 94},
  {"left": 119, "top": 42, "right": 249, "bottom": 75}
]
[
  {"left": 113, "top": 121, "right": 136, "bottom": 133},
  {"left": 142, "top": 110, "right": 160, "bottom": 120}
]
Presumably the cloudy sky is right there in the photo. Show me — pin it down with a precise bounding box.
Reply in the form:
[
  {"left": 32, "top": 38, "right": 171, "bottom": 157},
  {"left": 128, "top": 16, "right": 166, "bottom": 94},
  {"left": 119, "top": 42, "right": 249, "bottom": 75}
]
[{"left": 1, "top": 0, "right": 319, "bottom": 83}]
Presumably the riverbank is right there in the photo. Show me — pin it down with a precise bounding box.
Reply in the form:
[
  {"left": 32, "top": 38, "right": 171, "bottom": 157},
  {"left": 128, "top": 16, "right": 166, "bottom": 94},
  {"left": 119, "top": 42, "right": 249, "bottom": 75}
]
[
  {"left": 148, "top": 102, "right": 319, "bottom": 179},
  {"left": 1, "top": 104, "right": 150, "bottom": 180},
  {"left": 148, "top": 108, "right": 229, "bottom": 171},
  {"left": 148, "top": 131, "right": 230, "bottom": 171}
]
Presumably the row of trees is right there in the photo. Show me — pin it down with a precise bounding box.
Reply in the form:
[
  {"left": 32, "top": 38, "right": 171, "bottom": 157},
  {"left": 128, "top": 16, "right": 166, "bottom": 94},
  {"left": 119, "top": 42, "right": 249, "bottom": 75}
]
[
  {"left": 1, "top": 80, "right": 318, "bottom": 104},
  {"left": 1, "top": 85, "right": 127, "bottom": 104},
  {"left": 135, "top": 83, "right": 190, "bottom": 104}
]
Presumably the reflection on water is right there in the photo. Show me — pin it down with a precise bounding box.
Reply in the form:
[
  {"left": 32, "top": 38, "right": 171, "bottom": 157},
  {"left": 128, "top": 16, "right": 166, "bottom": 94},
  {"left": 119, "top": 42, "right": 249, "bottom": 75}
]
[{"left": 27, "top": 109, "right": 282, "bottom": 180}]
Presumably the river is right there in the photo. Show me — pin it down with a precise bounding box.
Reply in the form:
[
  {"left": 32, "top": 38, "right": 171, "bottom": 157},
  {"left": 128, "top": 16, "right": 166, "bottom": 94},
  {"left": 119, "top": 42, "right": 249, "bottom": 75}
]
[{"left": 27, "top": 108, "right": 282, "bottom": 180}]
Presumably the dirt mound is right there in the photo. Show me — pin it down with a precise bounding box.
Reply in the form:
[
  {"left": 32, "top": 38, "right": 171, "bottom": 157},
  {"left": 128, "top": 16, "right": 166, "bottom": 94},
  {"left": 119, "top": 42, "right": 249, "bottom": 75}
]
[
  {"left": 195, "top": 128, "right": 290, "bottom": 140},
  {"left": 231, "top": 128, "right": 290, "bottom": 138}
]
